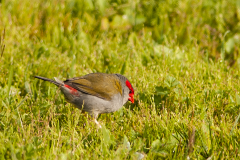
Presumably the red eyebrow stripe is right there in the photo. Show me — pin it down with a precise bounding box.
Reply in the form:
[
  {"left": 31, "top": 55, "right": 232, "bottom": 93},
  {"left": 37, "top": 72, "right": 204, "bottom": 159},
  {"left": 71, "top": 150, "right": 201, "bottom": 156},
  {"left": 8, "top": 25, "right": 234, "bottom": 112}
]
[{"left": 126, "top": 80, "right": 134, "bottom": 93}]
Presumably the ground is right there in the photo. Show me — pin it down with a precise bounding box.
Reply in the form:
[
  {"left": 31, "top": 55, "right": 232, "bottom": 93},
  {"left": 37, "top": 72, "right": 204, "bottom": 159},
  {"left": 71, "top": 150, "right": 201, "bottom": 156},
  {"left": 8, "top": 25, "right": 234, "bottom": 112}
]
[{"left": 0, "top": 0, "right": 240, "bottom": 159}]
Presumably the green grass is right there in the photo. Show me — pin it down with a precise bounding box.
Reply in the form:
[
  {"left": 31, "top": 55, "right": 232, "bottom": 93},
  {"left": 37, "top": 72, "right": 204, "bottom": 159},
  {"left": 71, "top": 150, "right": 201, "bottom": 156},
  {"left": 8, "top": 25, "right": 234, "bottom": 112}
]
[{"left": 1, "top": 0, "right": 240, "bottom": 159}]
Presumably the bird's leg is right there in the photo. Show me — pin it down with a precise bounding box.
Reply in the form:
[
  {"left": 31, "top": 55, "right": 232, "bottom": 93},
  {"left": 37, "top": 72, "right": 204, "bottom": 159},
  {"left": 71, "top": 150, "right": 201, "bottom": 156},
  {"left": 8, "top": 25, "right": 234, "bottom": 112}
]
[
  {"left": 92, "top": 113, "right": 102, "bottom": 128},
  {"left": 94, "top": 118, "right": 102, "bottom": 128}
]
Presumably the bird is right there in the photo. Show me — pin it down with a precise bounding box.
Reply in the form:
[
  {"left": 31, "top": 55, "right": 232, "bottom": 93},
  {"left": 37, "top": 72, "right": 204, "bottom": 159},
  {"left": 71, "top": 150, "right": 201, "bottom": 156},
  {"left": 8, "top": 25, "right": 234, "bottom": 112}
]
[{"left": 34, "top": 73, "right": 134, "bottom": 128}]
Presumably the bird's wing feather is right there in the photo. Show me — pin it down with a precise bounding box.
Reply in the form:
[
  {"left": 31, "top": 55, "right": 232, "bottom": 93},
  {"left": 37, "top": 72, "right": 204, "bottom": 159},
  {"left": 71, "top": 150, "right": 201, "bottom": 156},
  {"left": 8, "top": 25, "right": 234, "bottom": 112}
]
[{"left": 64, "top": 73, "right": 122, "bottom": 100}]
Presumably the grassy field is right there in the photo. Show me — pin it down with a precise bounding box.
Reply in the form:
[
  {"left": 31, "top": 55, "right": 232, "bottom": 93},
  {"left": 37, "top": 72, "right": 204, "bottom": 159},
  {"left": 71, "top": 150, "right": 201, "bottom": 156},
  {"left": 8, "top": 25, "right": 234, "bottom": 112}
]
[{"left": 1, "top": 0, "right": 240, "bottom": 159}]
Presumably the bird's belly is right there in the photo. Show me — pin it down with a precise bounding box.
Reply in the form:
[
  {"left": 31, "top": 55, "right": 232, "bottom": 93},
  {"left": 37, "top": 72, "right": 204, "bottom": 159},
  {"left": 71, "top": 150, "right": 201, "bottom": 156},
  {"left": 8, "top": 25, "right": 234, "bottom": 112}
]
[
  {"left": 60, "top": 86, "right": 123, "bottom": 115},
  {"left": 63, "top": 91, "right": 123, "bottom": 114}
]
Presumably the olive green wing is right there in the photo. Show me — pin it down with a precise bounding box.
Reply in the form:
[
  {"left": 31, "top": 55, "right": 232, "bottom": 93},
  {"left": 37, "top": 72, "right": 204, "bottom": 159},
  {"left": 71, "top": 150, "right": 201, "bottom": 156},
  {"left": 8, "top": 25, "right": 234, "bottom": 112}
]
[{"left": 64, "top": 73, "right": 122, "bottom": 100}]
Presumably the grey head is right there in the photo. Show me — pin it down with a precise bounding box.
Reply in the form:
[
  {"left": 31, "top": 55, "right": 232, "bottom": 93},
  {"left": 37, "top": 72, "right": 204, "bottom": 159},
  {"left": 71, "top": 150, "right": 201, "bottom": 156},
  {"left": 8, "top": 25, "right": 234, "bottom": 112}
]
[{"left": 115, "top": 73, "right": 134, "bottom": 105}]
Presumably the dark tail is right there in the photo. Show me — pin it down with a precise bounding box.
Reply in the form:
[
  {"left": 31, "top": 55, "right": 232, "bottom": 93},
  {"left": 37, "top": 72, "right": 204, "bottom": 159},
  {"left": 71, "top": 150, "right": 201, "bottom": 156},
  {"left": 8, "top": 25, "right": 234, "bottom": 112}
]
[{"left": 34, "top": 76, "right": 62, "bottom": 86}]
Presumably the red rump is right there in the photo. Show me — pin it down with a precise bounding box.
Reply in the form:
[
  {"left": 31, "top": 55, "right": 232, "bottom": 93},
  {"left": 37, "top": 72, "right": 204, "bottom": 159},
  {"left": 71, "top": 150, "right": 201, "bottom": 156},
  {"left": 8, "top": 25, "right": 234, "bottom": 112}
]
[{"left": 64, "top": 84, "right": 79, "bottom": 96}]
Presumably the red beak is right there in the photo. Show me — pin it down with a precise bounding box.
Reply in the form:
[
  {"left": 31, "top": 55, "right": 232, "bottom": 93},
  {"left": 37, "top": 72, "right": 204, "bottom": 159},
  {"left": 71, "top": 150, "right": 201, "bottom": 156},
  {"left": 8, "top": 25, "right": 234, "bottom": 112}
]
[{"left": 128, "top": 94, "right": 134, "bottom": 103}]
